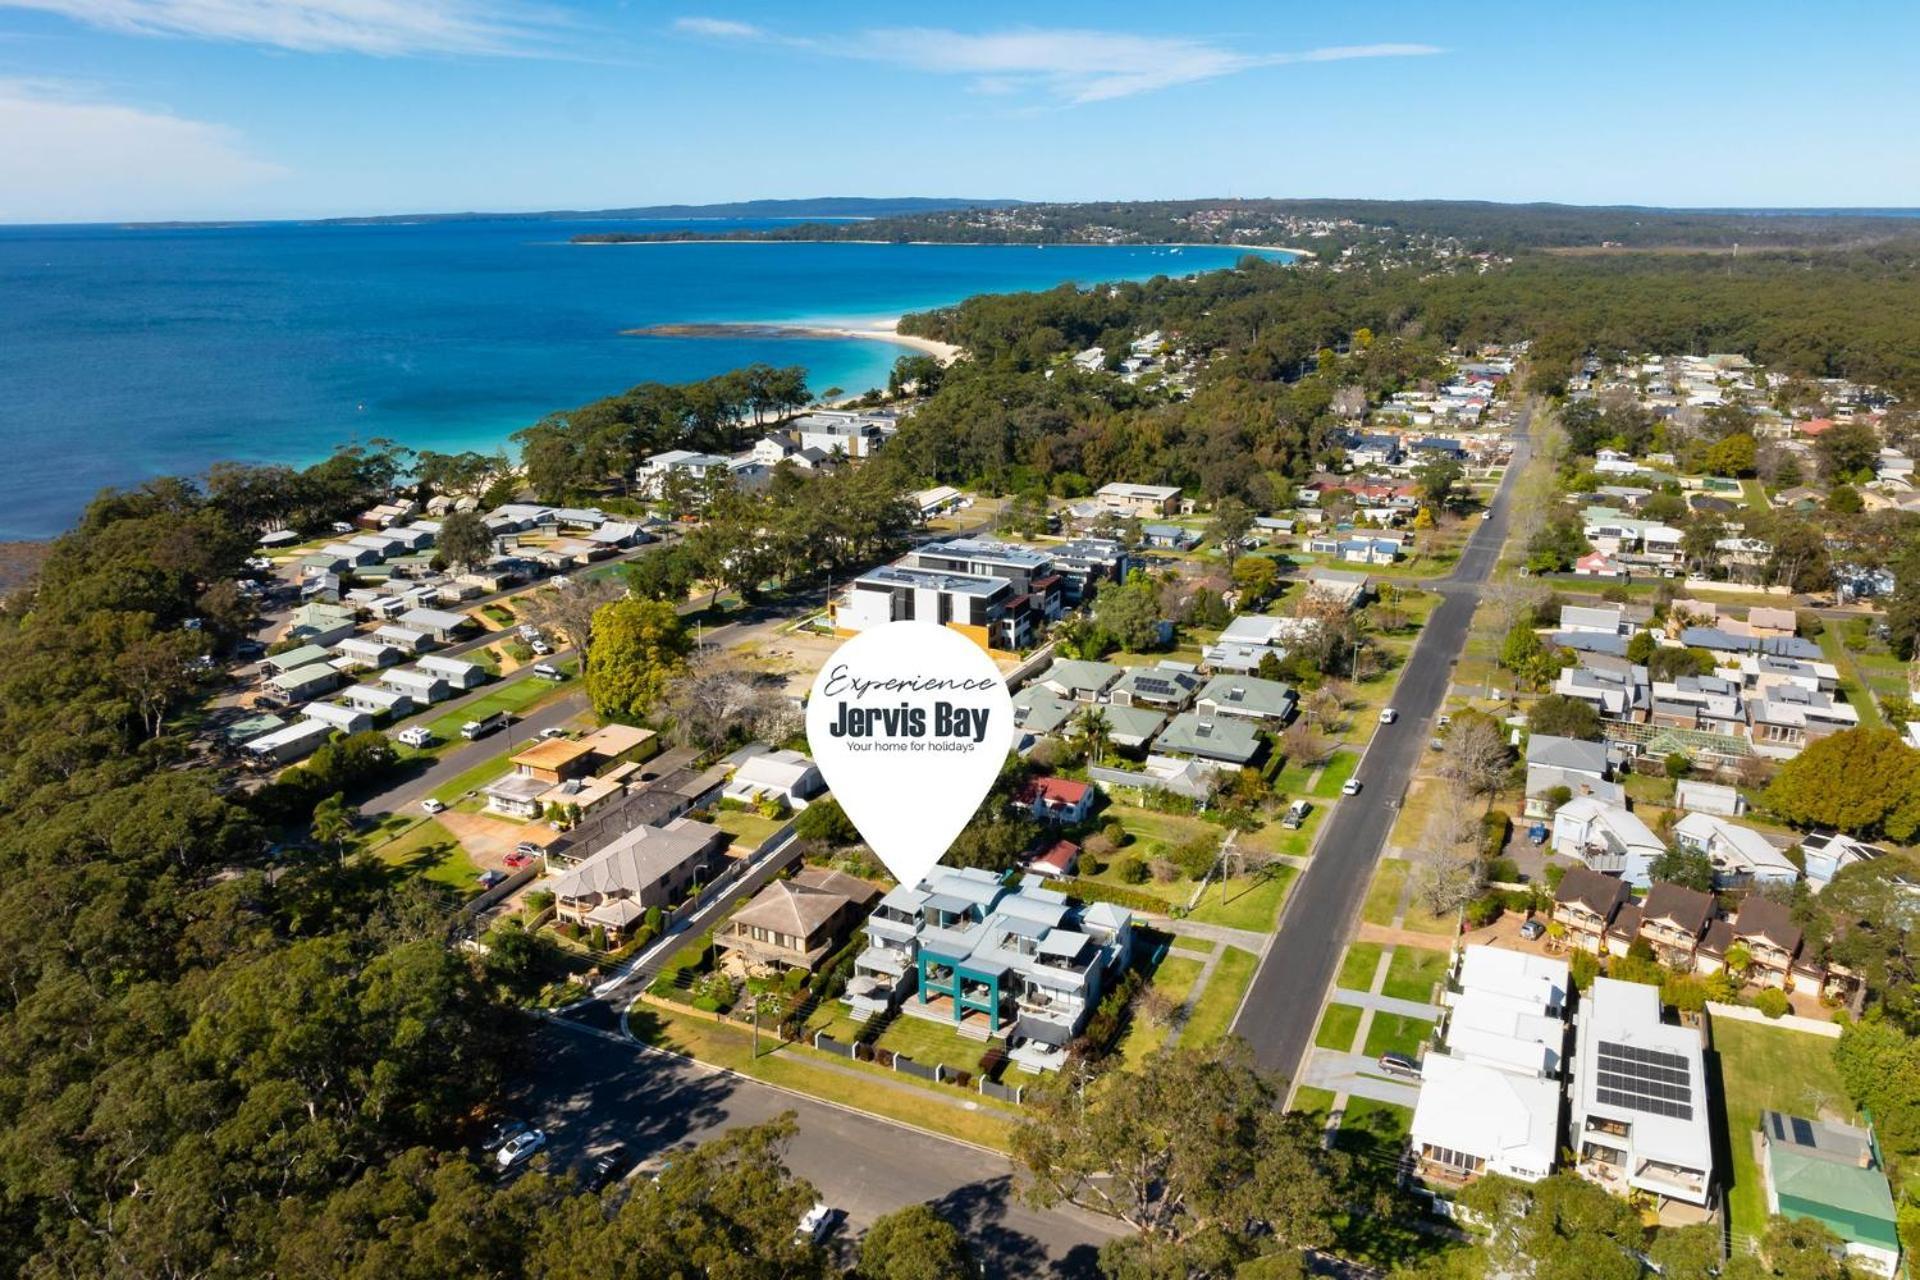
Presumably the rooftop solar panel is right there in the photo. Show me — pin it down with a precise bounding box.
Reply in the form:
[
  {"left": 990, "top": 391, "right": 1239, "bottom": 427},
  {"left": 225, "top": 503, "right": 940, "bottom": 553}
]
[{"left": 1595, "top": 1040, "right": 1694, "bottom": 1120}]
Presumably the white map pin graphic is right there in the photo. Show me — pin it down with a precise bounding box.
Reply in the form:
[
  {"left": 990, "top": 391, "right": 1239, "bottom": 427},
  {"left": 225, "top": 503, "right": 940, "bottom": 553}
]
[{"left": 806, "top": 622, "right": 1015, "bottom": 888}]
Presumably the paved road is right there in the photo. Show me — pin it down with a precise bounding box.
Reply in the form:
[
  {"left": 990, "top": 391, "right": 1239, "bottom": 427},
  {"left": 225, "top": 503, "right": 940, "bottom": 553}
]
[
  {"left": 1231, "top": 407, "right": 1535, "bottom": 1082},
  {"left": 359, "top": 692, "right": 589, "bottom": 817},
  {"left": 514, "top": 1017, "right": 1116, "bottom": 1276}
]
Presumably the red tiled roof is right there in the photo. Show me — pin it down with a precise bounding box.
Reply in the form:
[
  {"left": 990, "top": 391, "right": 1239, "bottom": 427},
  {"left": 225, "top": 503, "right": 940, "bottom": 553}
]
[
  {"left": 1030, "top": 839, "right": 1080, "bottom": 874},
  {"left": 1019, "top": 776, "right": 1091, "bottom": 806}
]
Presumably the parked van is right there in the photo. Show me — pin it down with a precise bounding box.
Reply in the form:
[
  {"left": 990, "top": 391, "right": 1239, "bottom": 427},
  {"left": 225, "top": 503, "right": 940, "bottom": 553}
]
[
  {"left": 532, "top": 663, "right": 563, "bottom": 681},
  {"left": 397, "top": 725, "right": 434, "bottom": 749},
  {"left": 461, "top": 711, "right": 508, "bottom": 740}
]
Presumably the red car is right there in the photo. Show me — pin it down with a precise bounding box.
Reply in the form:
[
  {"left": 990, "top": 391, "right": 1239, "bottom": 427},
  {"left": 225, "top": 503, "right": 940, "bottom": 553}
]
[{"left": 504, "top": 851, "right": 531, "bottom": 869}]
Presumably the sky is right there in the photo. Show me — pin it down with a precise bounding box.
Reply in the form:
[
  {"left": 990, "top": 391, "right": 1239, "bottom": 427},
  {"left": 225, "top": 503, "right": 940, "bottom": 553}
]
[{"left": 2, "top": 0, "right": 1917, "bottom": 223}]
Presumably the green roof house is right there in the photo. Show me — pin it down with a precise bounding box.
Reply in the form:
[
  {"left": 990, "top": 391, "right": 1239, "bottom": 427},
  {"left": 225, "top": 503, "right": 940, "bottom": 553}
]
[{"left": 1760, "top": 1110, "right": 1901, "bottom": 1276}]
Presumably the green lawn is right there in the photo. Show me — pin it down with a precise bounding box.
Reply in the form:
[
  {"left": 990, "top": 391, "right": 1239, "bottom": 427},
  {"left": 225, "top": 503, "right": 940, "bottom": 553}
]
[
  {"left": 367, "top": 818, "right": 481, "bottom": 893},
  {"left": 1713, "top": 1018, "right": 1853, "bottom": 1245},
  {"left": 428, "top": 753, "right": 515, "bottom": 805},
  {"left": 710, "top": 808, "right": 786, "bottom": 851},
  {"left": 1177, "top": 946, "right": 1258, "bottom": 1048},
  {"left": 1239, "top": 804, "right": 1328, "bottom": 858},
  {"left": 1185, "top": 865, "right": 1296, "bottom": 931},
  {"left": 1815, "top": 629, "right": 1886, "bottom": 730},
  {"left": 1337, "top": 942, "right": 1386, "bottom": 992},
  {"left": 1363, "top": 1013, "right": 1434, "bottom": 1060},
  {"left": 1361, "top": 860, "right": 1409, "bottom": 926},
  {"left": 1400, "top": 900, "right": 1460, "bottom": 936},
  {"left": 1314, "top": 1002, "right": 1364, "bottom": 1052},
  {"left": 1334, "top": 1097, "right": 1413, "bottom": 1155},
  {"left": 1114, "top": 955, "right": 1207, "bottom": 1066},
  {"left": 1291, "top": 1085, "right": 1338, "bottom": 1125},
  {"left": 1381, "top": 946, "right": 1449, "bottom": 1003},
  {"left": 873, "top": 1012, "right": 996, "bottom": 1075},
  {"left": 421, "top": 672, "right": 576, "bottom": 744},
  {"left": 1309, "top": 752, "right": 1361, "bottom": 798}
]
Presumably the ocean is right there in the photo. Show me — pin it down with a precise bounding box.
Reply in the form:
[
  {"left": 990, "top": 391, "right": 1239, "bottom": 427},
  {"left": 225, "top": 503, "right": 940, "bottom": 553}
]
[{"left": 0, "top": 218, "right": 1278, "bottom": 539}]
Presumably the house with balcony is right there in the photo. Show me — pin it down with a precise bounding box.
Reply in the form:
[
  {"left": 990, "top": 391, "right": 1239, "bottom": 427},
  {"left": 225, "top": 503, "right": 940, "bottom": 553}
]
[
  {"left": 1569, "top": 977, "right": 1714, "bottom": 1210},
  {"left": 1607, "top": 882, "right": 1715, "bottom": 968},
  {"left": 718, "top": 867, "right": 878, "bottom": 974},
  {"left": 1552, "top": 867, "right": 1631, "bottom": 955},
  {"left": 1671, "top": 813, "right": 1799, "bottom": 889},
  {"left": 1555, "top": 662, "right": 1651, "bottom": 723},
  {"left": 1017, "top": 775, "right": 1095, "bottom": 825},
  {"left": 1748, "top": 685, "right": 1861, "bottom": 759},
  {"left": 1095, "top": 482, "right": 1181, "bottom": 518},
  {"left": 840, "top": 867, "right": 1133, "bottom": 1072},
  {"left": 1412, "top": 946, "right": 1570, "bottom": 1188},
  {"left": 1800, "top": 831, "right": 1888, "bottom": 891},
  {"left": 1551, "top": 797, "right": 1666, "bottom": 887},
  {"left": 1697, "top": 898, "right": 1819, "bottom": 994},
  {"left": 547, "top": 817, "right": 727, "bottom": 942},
  {"left": 1525, "top": 734, "right": 1621, "bottom": 820}
]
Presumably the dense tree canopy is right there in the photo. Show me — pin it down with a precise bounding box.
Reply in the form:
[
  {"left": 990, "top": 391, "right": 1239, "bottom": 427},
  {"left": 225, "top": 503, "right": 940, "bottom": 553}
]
[{"left": 1766, "top": 728, "right": 1920, "bottom": 842}]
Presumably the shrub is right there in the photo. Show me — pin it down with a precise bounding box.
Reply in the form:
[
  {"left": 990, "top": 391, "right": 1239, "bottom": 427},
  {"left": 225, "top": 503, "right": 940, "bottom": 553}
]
[
  {"left": 1150, "top": 858, "right": 1179, "bottom": 884},
  {"left": 1079, "top": 853, "right": 1106, "bottom": 876},
  {"left": 1116, "top": 856, "right": 1149, "bottom": 885},
  {"left": 1059, "top": 877, "right": 1168, "bottom": 913},
  {"left": 1570, "top": 949, "right": 1600, "bottom": 991},
  {"left": 1487, "top": 856, "right": 1521, "bottom": 885},
  {"left": 1102, "top": 820, "right": 1128, "bottom": 846},
  {"left": 1755, "top": 988, "right": 1791, "bottom": 1019},
  {"left": 980, "top": 1048, "right": 1009, "bottom": 1082},
  {"left": 588, "top": 924, "right": 608, "bottom": 952},
  {"left": 1465, "top": 893, "right": 1505, "bottom": 928},
  {"left": 643, "top": 905, "right": 663, "bottom": 933},
  {"left": 1481, "top": 810, "right": 1513, "bottom": 860},
  {"left": 1169, "top": 836, "right": 1218, "bottom": 880},
  {"left": 945, "top": 1069, "right": 972, "bottom": 1090}
]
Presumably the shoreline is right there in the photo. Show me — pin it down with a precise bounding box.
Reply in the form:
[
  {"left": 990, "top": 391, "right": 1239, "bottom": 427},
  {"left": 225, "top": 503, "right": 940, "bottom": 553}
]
[
  {"left": 581, "top": 237, "right": 1314, "bottom": 258},
  {"left": 624, "top": 320, "right": 963, "bottom": 365}
]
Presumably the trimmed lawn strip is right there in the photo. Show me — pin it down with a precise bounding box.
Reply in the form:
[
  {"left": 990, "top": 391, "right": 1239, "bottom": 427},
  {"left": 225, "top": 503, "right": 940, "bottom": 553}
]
[
  {"left": 421, "top": 674, "right": 576, "bottom": 745},
  {"left": 1381, "top": 946, "right": 1449, "bottom": 1003},
  {"left": 1309, "top": 753, "right": 1361, "bottom": 798},
  {"left": 1314, "top": 1002, "right": 1363, "bottom": 1052},
  {"left": 1337, "top": 942, "right": 1386, "bottom": 992},
  {"left": 1361, "top": 860, "right": 1408, "bottom": 926},
  {"left": 1291, "top": 1085, "right": 1337, "bottom": 1124},
  {"left": 628, "top": 1002, "right": 1017, "bottom": 1149},
  {"left": 1239, "top": 807, "right": 1326, "bottom": 858},
  {"left": 1362, "top": 1013, "right": 1434, "bottom": 1060},
  {"left": 1185, "top": 865, "right": 1295, "bottom": 931},
  {"left": 1178, "top": 946, "right": 1258, "bottom": 1047},
  {"left": 430, "top": 753, "right": 516, "bottom": 806},
  {"left": 1713, "top": 1018, "right": 1853, "bottom": 1245}
]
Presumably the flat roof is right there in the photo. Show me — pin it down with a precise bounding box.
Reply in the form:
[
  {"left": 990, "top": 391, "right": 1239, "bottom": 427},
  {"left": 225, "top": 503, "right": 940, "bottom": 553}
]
[{"left": 512, "top": 738, "right": 595, "bottom": 771}]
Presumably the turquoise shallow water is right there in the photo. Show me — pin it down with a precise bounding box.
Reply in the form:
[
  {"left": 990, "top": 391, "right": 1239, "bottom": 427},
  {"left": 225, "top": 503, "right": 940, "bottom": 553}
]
[{"left": 0, "top": 217, "right": 1277, "bottom": 538}]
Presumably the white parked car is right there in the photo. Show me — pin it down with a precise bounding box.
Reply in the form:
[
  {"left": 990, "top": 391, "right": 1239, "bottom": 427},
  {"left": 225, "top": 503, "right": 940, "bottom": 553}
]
[
  {"left": 539, "top": 726, "right": 569, "bottom": 740},
  {"left": 422, "top": 797, "right": 446, "bottom": 815},
  {"left": 497, "top": 1128, "right": 546, "bottom": 1171},
  {"left": 1341, "top": 779, "right": 1363, "bottom": 796},
  {"left": 1379, "top": 708, "right": 1398, "bottom": 725},
  {"left": 795, "top": 1202, "right": 835, "bottom": 1244}
]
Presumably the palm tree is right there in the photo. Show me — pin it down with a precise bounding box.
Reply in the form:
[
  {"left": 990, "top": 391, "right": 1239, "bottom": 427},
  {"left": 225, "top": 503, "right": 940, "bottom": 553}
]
[
  {"left": 1069, "top": 705, "right": 1113, "bottom": 766},
  {"left": 310, "top": 791, "right": 360, "bottom": 865}
]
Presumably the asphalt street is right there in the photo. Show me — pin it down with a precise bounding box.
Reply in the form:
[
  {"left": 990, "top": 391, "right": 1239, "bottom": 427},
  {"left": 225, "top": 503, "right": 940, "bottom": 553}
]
[
  {"left": 358, "top": 690, "right": 590, "bottom": 818},
  {"left": 513, "top": 1017, "right": 1117, "bottom": 1276},
  {"left": 1230, "top": 406, "right": 1535, "bottom": 1083}
]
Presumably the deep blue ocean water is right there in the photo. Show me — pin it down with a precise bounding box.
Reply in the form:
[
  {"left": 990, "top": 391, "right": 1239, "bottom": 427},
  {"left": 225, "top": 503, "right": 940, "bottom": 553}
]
[{"left": 0, "top": 218, "right": 1276, "bottom": 539}]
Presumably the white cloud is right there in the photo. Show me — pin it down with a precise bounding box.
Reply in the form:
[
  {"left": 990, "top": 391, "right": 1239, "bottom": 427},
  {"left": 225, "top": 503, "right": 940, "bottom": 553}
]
[
  {"left": 0, "top": 79, "right": 285, "bottom": 222},
  {"left": 672, "top": 16, "right": 761, "bottom": 40},
  {"left": 673, "top": 18, "right": 1441, "bottom": 103},
  {"left": 0, "top": 0, "right": 563, "bottom": 56}
]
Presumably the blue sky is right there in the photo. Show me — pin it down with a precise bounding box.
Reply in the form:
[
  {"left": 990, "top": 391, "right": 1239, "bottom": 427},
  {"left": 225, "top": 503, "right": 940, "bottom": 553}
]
[{"left": 1, "top": 0, "right": 1915, "bottom": 222}]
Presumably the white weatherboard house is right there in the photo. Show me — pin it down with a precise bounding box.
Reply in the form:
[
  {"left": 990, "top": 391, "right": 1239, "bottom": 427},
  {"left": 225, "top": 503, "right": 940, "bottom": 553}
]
[
  {"left": 1570, "top": 978, "right": 1714, "bottom": 1208},
  {"left": 1551, "top": 797, "right": 1666, "bottom": 887},
  {"left": 1411, "top": 946, "right": 1569, "bottom": 1187}
]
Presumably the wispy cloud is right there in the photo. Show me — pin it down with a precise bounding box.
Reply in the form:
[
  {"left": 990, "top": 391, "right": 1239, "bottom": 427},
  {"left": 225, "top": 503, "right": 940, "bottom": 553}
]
[
  {"left": 0, "top": 0, "right": 567, "bottom": 56},
  {"left": 673, "top": 18, "right": 1441, "bottom": 103},
  {"left": 0, "top": 78, "right": 284, "bottom": 221},
  {"left": 672, "top": 16, "right": 762, "bottom": 41}
]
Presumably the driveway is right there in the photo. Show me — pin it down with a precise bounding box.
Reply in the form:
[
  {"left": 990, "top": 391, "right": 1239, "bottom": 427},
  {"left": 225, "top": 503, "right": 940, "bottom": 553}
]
[{"left": 1299, "top": 1049, "right": 1423, "bottom": 1108}]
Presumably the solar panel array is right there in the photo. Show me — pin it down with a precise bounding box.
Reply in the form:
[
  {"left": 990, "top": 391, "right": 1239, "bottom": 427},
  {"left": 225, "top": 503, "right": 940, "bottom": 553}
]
[
  {"left": 1595, "top": 1040, "right": 1694, "bottom": 1120},
  {"left": 1133, "top": 676, "right": 1176, "bottom": 697}
]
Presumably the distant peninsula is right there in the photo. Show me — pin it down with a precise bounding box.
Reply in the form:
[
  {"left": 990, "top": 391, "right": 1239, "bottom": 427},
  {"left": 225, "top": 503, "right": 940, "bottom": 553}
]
[{"left": 313, "top": 196, "right": 1022, "bottom": 227}]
